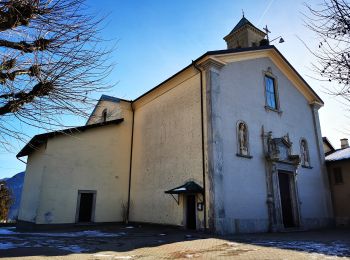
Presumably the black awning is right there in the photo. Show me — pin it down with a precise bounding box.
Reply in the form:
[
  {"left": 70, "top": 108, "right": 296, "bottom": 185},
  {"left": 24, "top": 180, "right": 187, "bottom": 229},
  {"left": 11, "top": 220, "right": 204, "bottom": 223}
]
[{"left": 165, "top": 181, "right": 203, "bottom": 194}]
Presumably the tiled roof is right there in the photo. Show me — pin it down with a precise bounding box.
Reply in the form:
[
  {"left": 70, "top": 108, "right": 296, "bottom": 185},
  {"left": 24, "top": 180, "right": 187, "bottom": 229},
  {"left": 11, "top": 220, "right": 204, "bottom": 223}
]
[
  {"left": 100, "top": 95, "right": 131, "bottom": 103},
  {"left": 228, "top": 17, "right": 265, "bottom": 35}
]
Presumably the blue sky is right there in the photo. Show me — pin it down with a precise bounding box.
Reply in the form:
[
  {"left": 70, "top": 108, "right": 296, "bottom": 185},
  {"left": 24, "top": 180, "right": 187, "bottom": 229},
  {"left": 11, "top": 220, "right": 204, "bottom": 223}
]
[{"left": 0, "top": 0, "right": 348, "bottom": 178}]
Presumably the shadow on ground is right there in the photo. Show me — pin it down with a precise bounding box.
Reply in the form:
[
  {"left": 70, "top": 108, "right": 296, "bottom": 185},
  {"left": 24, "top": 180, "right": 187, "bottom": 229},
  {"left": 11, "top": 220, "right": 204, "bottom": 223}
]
[
  {"left": 0, "top": 224, "right": 207, "bottom": 258},
  {"left": 0, "top": 224, "right": 349, "bottom": 258}
]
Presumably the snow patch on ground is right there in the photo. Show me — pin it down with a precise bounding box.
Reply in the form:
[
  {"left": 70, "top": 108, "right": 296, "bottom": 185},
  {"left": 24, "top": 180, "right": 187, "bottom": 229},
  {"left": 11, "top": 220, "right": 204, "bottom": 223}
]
[
  {"left": 0, "top": 228, "right": 123, "bottom": 237},
  {"left": 0, "top": 242, "right": 16, "bottom": 250},
  {"left": 0, "top": 228, "right": 16, "bottom": 235},
  {"left": 57, "top": 245, "right": 87, "bottom": 253},
  {"left": 33, "top": 230, "right": 124, "bottom": 237},
  {"left": 0, "top": 241, "right": 29, "bottom": 250}
]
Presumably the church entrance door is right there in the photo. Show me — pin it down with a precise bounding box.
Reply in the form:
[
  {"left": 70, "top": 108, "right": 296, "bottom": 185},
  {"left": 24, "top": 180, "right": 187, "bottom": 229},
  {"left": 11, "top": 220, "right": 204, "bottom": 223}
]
[
  {"left": 278, "top": 171, "right": 296, "bottom": 228},
  {"left": 186, "top": 194, "right": 196, "bottom": 229},
  {"left": 77, "top": 191, "right": 96, "bottom": 223}
]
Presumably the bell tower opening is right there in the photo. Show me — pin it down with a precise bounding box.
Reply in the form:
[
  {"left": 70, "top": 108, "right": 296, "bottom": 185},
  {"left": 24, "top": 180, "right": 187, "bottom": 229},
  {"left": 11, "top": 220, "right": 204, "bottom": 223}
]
[{"left": 224, "top": 15, "right": 267, "bottom": 49}]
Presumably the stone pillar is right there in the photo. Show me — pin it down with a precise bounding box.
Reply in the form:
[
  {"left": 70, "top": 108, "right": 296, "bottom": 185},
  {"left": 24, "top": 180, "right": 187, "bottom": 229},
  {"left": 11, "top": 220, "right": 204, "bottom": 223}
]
[
  {"left": 310, "top": 102, "right": 334, "bottom": 221},
  {"left": 205, "top": 68, "right": 226, "bottom": 233}
]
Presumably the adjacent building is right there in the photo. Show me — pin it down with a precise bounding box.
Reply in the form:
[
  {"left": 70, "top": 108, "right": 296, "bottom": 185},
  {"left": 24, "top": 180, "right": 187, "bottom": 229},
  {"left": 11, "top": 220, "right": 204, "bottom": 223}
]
[
  {"left": 17, "top": 17, "right": 333, "bottom": 234},
  {"left": 325, "top": 138, "right": 350, "bottom": 227}
]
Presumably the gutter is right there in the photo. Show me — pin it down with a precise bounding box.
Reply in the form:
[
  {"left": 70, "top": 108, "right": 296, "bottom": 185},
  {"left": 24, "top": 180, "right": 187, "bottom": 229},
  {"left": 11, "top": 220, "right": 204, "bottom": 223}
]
[
  {"left": 126, "top": 103, "right": 135, "bottom": 223},
  {"left": 16, "top": 156, "right": 27, "bottom": 165},
  {"left": 192, "top": 61, "right": 207, "bottom": 230}
]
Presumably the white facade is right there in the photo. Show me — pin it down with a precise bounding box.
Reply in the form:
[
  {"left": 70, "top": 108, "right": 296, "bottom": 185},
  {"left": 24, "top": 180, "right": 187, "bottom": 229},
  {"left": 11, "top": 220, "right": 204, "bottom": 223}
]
[{"left": 206, "top": 57, "right": 332, "bottom": 233}]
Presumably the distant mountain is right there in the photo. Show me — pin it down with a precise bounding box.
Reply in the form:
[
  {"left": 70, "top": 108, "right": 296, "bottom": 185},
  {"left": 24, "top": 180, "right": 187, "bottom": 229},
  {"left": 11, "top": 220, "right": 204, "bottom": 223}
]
[{"left": 1, "top": 172, "right": 25, "bottom": 220}]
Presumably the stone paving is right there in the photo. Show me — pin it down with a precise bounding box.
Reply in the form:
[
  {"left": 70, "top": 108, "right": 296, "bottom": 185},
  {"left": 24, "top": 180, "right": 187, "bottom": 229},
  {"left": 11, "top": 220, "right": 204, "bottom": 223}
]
[{"left": 0, "top": 225, "right": 349, "bottom": 259}]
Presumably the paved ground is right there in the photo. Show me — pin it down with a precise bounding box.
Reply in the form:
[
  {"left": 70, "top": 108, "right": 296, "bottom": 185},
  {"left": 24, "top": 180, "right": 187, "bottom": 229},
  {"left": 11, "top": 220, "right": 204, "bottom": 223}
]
[{"left": 0, "top": 224, "right": 349, "bottom": 259}]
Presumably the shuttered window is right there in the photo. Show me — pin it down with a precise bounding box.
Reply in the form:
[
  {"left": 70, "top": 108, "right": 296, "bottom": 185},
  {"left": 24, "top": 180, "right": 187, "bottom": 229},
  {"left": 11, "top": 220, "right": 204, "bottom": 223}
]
[{"left": 333, "top": 167, "right": 343, "bottom": 184}]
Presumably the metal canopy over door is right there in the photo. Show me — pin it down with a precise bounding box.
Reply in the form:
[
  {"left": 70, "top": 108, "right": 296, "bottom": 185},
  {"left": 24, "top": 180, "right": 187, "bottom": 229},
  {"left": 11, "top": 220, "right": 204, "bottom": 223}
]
[{"left": 164, "top": 181, "right": 203, "bottom": 230}]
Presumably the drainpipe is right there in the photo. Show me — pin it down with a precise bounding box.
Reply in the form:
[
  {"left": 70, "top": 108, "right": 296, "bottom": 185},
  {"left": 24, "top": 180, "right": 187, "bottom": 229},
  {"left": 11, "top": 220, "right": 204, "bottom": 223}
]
[
  {"left": 126, "top": 103, "right": 135, "bottom": 224},
  {"left": 192, "top": 61, "right": 207, "bottom": 231}
]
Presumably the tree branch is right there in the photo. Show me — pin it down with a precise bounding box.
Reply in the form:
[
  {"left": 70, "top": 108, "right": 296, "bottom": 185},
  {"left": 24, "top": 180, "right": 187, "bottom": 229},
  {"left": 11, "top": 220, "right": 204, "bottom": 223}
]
[
  {"left": 0, "top": 38, "right": 52, "bottom": 53},
  {"left": 0, "top": 81, "right": 54, "bottom": 115}
]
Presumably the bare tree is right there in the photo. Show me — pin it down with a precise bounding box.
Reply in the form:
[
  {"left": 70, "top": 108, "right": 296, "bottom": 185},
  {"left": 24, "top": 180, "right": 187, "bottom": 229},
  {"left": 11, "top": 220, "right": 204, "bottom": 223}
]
[
  {"left": 0, "top": 0, "right": 113, "bottom": 150},
  {"left": 305, "top": 0, "right": 350, "bottom": 103}
]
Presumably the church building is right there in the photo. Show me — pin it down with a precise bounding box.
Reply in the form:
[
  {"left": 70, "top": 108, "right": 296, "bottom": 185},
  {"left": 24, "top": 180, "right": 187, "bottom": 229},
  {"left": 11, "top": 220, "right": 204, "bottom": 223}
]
[{"left": 17, "top": 17, "right": 333, "bottom": 234}]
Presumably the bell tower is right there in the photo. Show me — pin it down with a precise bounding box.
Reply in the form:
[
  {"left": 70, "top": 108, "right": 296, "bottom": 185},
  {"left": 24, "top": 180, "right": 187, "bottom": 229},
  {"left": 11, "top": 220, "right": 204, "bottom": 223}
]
[{"left": 224, "top": 15, "right": 267, "bottom": 49}]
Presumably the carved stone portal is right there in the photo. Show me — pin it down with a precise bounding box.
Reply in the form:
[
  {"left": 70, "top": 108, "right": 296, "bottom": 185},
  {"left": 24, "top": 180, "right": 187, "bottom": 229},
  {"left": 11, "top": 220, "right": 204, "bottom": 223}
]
[{"left": 262, "top": 128, "right": 302, "bottom": 232}]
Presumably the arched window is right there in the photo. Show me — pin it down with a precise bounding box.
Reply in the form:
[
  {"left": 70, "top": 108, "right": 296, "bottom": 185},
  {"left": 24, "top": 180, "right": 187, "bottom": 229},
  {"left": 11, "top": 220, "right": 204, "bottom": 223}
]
[
  {"left": 236, "top": 121, "right": 250, "bottom": 157},
  {"left": 102, "top": 108, "right": 107, "bottom": 123},
  {"left": 300, "top": 139, "right": 310, "bottom": 167}
]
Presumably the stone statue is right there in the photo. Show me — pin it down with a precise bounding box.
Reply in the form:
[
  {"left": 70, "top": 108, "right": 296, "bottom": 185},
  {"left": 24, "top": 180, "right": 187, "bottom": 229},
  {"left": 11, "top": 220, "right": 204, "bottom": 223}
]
[
  {"left": 301, "top": 140, "right": 309, "bottom": 166},
  {"left": 239, "top": 123, "right": 248, "bottom": 155}
]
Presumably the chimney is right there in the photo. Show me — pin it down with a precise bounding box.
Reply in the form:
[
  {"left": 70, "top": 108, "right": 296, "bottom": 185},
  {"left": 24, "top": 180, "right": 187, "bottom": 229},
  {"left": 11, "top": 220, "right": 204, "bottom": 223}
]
[{"left": 340, "top": 138, "right": 349, "bottom": 149}]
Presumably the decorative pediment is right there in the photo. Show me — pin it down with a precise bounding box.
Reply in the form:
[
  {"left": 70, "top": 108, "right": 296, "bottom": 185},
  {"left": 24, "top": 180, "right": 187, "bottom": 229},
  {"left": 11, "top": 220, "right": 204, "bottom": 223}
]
[{"left": 262, "top": 130, "right": 300, "bottom": 165}]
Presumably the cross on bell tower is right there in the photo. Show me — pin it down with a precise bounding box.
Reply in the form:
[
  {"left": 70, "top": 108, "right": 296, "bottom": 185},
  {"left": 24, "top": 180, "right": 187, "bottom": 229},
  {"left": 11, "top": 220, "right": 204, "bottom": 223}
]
[{"left": 263, "top": 25, "right": 271, "bottom": 42}]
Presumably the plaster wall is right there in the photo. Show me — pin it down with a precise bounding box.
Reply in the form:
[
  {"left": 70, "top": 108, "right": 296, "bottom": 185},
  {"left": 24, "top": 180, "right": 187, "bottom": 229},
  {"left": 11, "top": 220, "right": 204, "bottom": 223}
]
[
  {"left": 323, "top": 143, "right": 333, "bottom": 154},
  {"left": 130, "top": 68, "right": 204, "bottom": 227},
  {"left": 87, "top": 100, "right": 128, "bottom": 125},
  {"left": 19, "top": 103, "right": 132, "bottom": 224},
  {"left": 18, "top": 147, "right": 46, "bottom": 223},
  {"left": 327, "top": 160, "right": 350, "bottom": 226},
  {"left": 209, "top": 57, "right": 332, "bottom": 233}
]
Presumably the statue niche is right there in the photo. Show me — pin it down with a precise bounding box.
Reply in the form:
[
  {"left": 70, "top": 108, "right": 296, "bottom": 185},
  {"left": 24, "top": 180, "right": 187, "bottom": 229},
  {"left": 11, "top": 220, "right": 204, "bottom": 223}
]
[
  {"left": 238, "top": 122, "right": 249, "bottom": 156},
  {"left": 300, "top": 139, "right": 310, "bottom": 167}
]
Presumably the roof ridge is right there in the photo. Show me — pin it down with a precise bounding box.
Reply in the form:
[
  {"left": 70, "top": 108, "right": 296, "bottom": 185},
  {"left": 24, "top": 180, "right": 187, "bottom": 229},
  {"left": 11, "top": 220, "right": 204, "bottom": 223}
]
[
  {"left": 228, "top": 17, "right": 265, "bottom": 36},
  {"left": 100, "top": 94, "right": 131, "bottom": 103}
]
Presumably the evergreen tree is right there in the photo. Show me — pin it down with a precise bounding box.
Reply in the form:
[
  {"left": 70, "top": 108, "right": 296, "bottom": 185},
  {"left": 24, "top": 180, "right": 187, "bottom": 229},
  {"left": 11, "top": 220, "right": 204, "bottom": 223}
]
[{"left": 0, "top": 181, "right": 12, "bottom": 222}]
